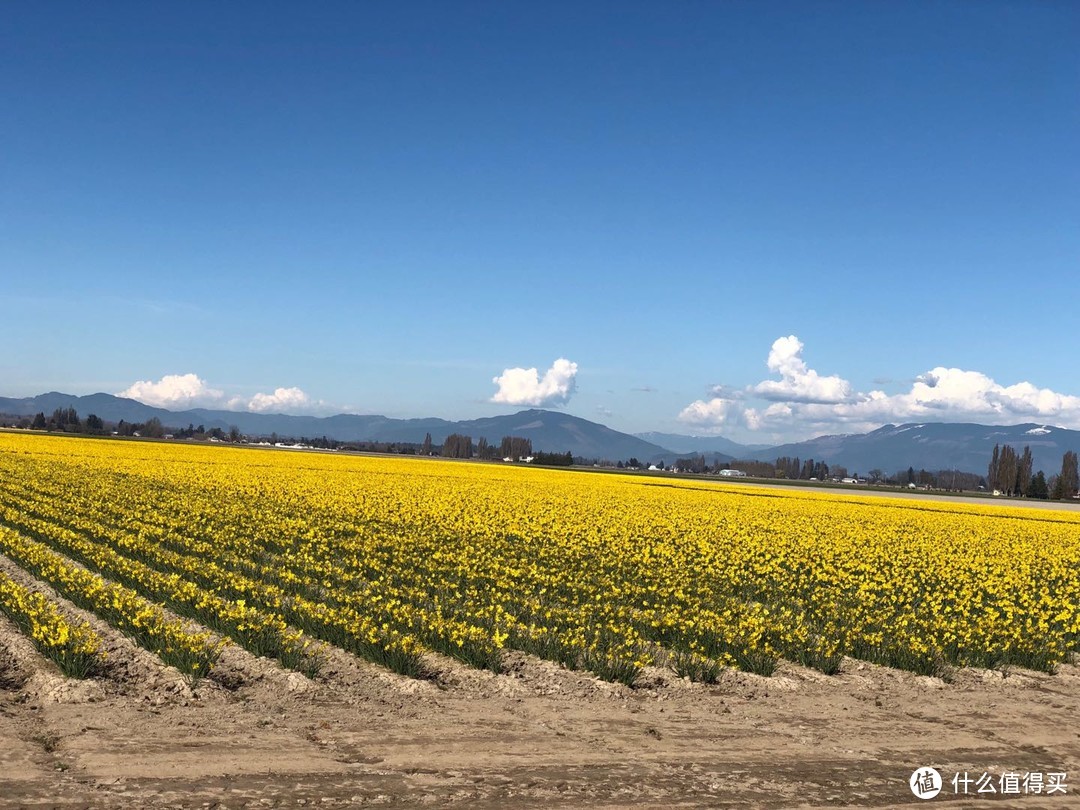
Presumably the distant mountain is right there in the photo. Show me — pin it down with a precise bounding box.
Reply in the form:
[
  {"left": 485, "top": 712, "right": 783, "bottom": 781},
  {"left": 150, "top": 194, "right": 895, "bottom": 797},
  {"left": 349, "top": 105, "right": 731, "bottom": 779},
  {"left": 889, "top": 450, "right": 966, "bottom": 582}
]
[
  {"left": 748, "top": 422, "right": 1080, "bottom": 477},
  {"left": 5, "top": 392, "right": 1078, "bottom": 475},
  {"left": 635, "top": 431, "right": 768, "bottom": 457},
  {"left": 0, "top": 393, "right": 670, "bottom": 461}
]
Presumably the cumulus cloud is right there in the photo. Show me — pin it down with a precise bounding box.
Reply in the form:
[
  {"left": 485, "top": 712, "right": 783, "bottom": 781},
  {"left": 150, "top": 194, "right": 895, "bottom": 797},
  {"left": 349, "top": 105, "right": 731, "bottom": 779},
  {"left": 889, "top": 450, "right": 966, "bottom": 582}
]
[
  {"left": 491, "top": 358, "right": 578, "bottom": 407},
  {"left": 119, "top": 374, "right": 320, "bottom": 414},
  {"left": 678, "top": 396, "right": 745, "bottom": 428},
  {"left": 751, "top": 335, "right": 855, "bottom": 404},
  {"left": 842, "top": 368, "right": 1080, "bottom": 425},
  {"left": 118, "top": 373, "right": 224, "bottom": 409},
  {"left": 679, "top": 337, "right": 1080, "bottom": 437},
  {"left": 247, "top": 387, "right": 312, "bottom": 414}
]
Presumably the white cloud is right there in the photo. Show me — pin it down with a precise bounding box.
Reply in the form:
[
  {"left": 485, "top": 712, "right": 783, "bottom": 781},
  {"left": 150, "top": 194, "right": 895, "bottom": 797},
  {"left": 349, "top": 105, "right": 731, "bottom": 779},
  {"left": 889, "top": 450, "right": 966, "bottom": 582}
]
[
  {"left": 678, "top": 396, "right": 744, "bottom": 429},
  {"left": 118, "top": 373, "right": 224, "bottom": 409},
  {"left": 247, "top": 387, "right": 312, "bottom": 414},
  {"left": 837, "top": 368, "right": 1080, "bottom": 426},
  {"left": 119, "top": 374, "right": 320, "bottom": 415},
  {"left": 751, "top": 335, "right": 855, "bottom": 404},
  {"left": 680, "top": 337, "right": 1080, "bottom": 438},
  {"left": 491, "top": 358, "right": 578, "bottom": 407}
]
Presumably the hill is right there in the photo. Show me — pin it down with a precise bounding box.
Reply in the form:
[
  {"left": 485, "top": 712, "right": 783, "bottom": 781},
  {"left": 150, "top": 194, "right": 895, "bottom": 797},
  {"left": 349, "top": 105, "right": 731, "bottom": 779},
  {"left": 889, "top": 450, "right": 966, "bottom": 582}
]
[
  {"left": 748, "top": 422, "right": 1080, "bottom": 477},
  {"left": 0, "top": 394, "right": 670, "bottom": 461}
]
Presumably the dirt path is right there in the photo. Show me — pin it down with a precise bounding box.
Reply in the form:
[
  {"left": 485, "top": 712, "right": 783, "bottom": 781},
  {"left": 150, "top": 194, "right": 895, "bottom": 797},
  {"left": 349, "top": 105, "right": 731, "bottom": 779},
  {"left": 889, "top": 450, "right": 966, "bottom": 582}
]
[{"left": 2, "top": 625, "right": 1078, "bottom": 809}]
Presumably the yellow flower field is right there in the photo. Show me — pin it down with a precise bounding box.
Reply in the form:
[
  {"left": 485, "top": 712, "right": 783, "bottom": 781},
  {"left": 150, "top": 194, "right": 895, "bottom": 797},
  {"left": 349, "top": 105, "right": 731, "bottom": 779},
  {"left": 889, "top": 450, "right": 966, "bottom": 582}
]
[{"left": 1, "top": 431, "right": 1078, "bottom": 684}]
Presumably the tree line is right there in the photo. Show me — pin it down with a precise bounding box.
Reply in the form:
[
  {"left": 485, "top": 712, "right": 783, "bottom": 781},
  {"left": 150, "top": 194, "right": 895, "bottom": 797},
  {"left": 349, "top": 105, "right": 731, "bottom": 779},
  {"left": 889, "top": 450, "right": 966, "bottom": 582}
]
[
  {"left": 989, "top": 443, "right": 1078, "bottom": 500},
  {"left": 608, "top": 448, "right": 1080, "bottom": 500},
  {"left": 426, "top": 433, "right": 571, "bottom": 463},
  {"left": 25, "top": 408, "right": 108, "bottom": 434}
]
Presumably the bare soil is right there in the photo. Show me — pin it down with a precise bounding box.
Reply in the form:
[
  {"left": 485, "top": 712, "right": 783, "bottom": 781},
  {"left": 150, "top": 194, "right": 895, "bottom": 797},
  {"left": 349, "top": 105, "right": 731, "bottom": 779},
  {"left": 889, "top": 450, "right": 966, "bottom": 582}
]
[{"left": 2, "top": 599, "right": 1079, "bottom": 810}]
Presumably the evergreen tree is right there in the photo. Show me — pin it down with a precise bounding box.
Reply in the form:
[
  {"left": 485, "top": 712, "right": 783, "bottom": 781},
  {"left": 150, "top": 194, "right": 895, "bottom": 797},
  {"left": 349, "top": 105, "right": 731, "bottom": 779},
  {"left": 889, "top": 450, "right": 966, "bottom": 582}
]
[{"left": 1030, "top": 470, "right": 1049, "bottom": 499}]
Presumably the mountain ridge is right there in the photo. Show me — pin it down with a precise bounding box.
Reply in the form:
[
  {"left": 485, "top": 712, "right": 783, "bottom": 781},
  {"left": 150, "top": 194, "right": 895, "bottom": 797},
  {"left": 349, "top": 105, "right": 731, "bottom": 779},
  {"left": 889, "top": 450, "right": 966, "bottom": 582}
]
[
  {"left": 3, "top": 392, "right": 1079, "bottom": 475},
  {"left": 0, "top": 393, "right": 676, "bottom": 462}
]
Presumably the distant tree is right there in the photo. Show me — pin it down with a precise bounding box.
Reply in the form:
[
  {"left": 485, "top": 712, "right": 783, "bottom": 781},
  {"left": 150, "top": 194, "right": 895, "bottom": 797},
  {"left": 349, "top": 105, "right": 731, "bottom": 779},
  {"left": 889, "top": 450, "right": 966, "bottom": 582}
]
[
  {"left": 441, "top": 433, "right": 473, "bottom": 459},
  {"left": 85, "top": 414, "right": 104, "bottom": 433},
  {"left": 988, "top": 444, "right": 1000, "bottom": 492},
  {"left": 31, "top": 412, "right": 47, "bottom": 430},
  {"left": 674, "top": 455, "right": 706, "bottom": 474},
  {"left": 142, "top": 417, "right": 165, "bottom": 439},
  {"left": 229, "top": 425, "right": 242, "bottom": 443},
  {"left": 1018, "top": 446, "right": 1033, "bottom": 497},
  {"left": 626, "top": 457, "right": 641, "bottom": 469},
  {"left": 50, "top": 407, "right": 80, "bottom": 430},
  {"left": 730, "top": 459, "right": 774, "bottom": 477},
  {"left": 907, "top": 466, "right": 915, "bottom": 485},
  {"left": 868, "top": 468, "right": 883, "bottom": 483},
  {"left": 421, "top": 432, "right": 433, "bottom": 456},
  {"left": 774, "top": 456, "right": 801, "bottom": 479},
  {"left": 532, "top": 450, "right": 573, "bottom": 466},
  {"left": 1030, "top": 470, "right": 1049, "bottom": 499},
  {"left": 1057, "top": 451, "right": 1079, "bottom": 500},
  {"left": 476, "top": 436, "right": 490, "bottom": 459},
  {"left": 998, "top": 445, "right": 1020, "bottom": 495},
  {"left": 499, "top": 436, "right": 532, "bottom": 460},
  {"left": 1048, "top": 473, "right": 1062, "bottom": 500}
]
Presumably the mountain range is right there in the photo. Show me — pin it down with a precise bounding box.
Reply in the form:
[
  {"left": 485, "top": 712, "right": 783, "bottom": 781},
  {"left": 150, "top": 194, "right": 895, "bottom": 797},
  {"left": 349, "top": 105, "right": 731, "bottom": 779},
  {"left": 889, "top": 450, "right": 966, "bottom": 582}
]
[{"left": 3, "top": 391, "right": 1079, "bottom": 476}]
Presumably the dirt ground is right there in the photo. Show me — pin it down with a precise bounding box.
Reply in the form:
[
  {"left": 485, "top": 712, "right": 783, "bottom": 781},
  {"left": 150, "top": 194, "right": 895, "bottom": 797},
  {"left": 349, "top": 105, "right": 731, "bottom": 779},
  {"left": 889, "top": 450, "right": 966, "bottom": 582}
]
[{"left": 2, "top": 595, "right": 1079, "bottom": 810}]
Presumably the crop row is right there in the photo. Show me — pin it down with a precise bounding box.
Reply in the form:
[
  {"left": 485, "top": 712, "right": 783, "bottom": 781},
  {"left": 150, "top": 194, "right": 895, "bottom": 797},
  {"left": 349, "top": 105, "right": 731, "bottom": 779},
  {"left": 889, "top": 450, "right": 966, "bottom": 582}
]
[
  {"left": 0, "top": 566, "right": 103, "bottom": 678},
  {"left": 0, "top": 523, "right": 221, "bottom": 679}
]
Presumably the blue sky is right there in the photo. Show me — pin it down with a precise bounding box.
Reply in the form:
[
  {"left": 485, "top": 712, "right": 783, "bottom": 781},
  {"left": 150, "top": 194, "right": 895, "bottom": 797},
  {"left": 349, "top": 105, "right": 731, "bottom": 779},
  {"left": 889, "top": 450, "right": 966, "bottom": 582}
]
[{"left": 2, "top": 2, "right": 1077, "bottom": 442}]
